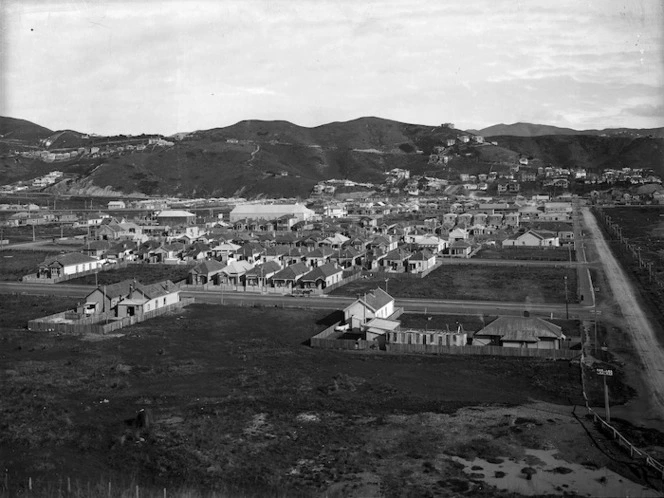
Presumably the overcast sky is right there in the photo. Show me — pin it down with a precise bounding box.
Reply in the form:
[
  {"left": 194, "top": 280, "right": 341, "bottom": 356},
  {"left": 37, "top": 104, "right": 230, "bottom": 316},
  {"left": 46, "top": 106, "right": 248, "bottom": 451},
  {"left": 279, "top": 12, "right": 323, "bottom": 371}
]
[{"left": 2, "top": 0, "right": 663, "bottom": 135}]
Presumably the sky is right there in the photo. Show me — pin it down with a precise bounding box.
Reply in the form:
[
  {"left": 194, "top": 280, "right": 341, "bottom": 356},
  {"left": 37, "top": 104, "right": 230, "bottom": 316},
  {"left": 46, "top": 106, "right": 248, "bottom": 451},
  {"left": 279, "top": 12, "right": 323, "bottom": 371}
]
[{"left": 1, "top": 0, "right": 663, "bottom": 136}]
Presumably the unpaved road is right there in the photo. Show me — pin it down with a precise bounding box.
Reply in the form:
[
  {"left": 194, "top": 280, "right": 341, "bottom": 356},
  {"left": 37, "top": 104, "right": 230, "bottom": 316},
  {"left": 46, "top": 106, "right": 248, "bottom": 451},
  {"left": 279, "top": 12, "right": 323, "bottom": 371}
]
[{"left": 583, "top": 208, "right": 664, "bottom": 428}]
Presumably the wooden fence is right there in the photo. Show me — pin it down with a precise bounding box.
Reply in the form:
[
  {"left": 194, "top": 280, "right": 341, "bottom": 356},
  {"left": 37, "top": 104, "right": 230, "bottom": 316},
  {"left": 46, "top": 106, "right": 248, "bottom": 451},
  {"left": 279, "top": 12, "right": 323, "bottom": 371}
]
[
  {"left": 385, "top": 343, "right": 578, "bottom": 359},
  {"left": 27, "top": 298, "right": 194, "bottom": 335},
  {"left": 310, "top": 322, "right": 370, "bottom": 350}
]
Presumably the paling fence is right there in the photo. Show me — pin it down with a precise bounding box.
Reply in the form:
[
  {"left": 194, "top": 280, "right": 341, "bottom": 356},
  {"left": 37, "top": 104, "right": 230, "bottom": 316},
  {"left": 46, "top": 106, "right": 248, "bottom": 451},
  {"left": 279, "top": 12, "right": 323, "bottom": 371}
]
[{"left": 27, "top": 299, "right": 194, "bottom": 334}]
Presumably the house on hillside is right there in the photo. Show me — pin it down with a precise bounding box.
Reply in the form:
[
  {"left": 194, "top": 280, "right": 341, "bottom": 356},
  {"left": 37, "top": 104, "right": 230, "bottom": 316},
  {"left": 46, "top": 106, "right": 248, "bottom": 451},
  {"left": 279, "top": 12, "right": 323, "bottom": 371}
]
[
  {"left": 116, "top": 280, "right": 180, "bottom": 318},
  {"left": 472, "top": 316, "right": 566, "bottom": 349}
]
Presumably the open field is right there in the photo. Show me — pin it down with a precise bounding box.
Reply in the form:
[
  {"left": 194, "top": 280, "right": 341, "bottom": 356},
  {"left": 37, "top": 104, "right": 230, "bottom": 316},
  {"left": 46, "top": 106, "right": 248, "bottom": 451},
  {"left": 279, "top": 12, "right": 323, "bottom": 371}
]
[
  {"left": 332, "top": 265, "right": 578, "bottom": 303},
  {"left": 0, "top": 249, "right": 60, "bottom": 281},
  {"left": 475, "top": 246, "right": 576, "bottom": 262},
  {"left": 0, "top": 224, "right": 87, "bottom": 243},
  {"left": 3, "top": 298, "right": 659, "bottom": 496},
  {"left": 64, "top": 263, "right": 193, "bottom": 286}
]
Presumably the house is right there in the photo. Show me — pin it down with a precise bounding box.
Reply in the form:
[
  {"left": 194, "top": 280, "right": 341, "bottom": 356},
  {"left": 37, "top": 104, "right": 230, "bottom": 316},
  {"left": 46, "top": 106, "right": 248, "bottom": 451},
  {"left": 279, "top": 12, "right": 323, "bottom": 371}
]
[
  {"left": 229, "top": 203, "right": 315, "bottom": 222},
  {"left": 502, "top": 230, "right": 559, "bottom": 247},
  {"left": 387, "top": 328, "right": 467, "bottom": 347},
  {"left": 217, "top": 260, "right": 254, "bottom": 286},
  {"left": 407, "top": 250, "right": 436, "bottom": 273},
  {"left": 107, "top": 200, "right": 126, "bottom": 210},
  {"left": 382, "top": 247, "right": 412, "bottom": 272},
  {"left": 305, "top": 247, "right": 335, "bottom": 267},
  {"left": 405, "top": 235, "right": 448, "bottom": 253},
  {"left": 448, "top": 227, "right": 469, "bottom": 242},
  {"left": 270, "top": 262, "right": 310, "bottom": 292},
  {"left": 116, "top": 280, "right": 180, "bottom": 318},
  {"left": 153, "top": 242, "right": 186, "bottom": 263},
  {"left": 472, "top": 316, "right": 565, "bottom": 349},
  {"left": 299, "top": 263, "right": 343, "bottom": 291},
  {"left": 234, "top": 242, "right": 265, "bottom": 263},
  {"left": 331, "top": 247, "right": 365, "bottom": 268},
  {"left": 343, "top": 288, "right": 396, "bottom": 330},
  {"left": 188, "top": 259, "right": 226, "bottom": 285},
  {"left": 448, "top": 241, "right": 472, "bottom": 258},
  {"left": 36, "top": 252, "right": 102, "bottom": 280},
  {"left": 82, "top": 279, "right": 135, "bottom": 315},
  {"left": 244, "top": 260, "right": 282, "bottom": 291},
  {"left": 155, "top": 210, "right": 196, "bottom": 227}
]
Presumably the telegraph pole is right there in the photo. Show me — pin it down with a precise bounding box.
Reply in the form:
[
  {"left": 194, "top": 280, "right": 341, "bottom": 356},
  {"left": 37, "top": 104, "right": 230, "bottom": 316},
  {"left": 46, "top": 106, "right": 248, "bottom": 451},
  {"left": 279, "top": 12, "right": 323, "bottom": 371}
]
[{"left": 564, "top": 275, "right": 569, "bottom": 319}]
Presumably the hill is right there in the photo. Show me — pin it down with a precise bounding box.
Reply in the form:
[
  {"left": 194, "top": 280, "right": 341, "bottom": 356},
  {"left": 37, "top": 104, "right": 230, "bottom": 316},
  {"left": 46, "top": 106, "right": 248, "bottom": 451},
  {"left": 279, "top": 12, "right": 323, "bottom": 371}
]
[
  {"left": 2, "top": 115, "right": 663, "bottom": 197},
  {"left": 491, "top": 135, "right": 664, "bottom": 175},
  {"left": 474, "top": 122, "right": 664, "bottom": 138},
  {"left": 0, "top": 116, "right": 53, "bottom": 141}
]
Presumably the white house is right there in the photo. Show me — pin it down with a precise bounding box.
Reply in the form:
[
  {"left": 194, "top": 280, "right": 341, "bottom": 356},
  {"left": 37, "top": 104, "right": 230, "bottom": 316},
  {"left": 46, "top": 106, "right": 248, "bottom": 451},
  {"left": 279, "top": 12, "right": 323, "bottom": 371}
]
[
  {"left": 502, "top": 230, "right": 559, "bottom": 247},
  {"left": 229, "top": 203, "right": 315, "bottom": 222},
  {"left": 343, "top": 287, "right": 395, "bottom": 330},
  {"left": 36, "top": 252, "right": 102, "bottom": 280}
]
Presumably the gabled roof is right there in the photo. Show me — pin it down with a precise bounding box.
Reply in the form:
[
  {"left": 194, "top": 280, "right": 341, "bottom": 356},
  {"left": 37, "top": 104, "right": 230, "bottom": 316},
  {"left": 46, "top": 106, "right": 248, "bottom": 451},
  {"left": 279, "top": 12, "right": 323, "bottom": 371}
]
[
  {"left": 90, "top": 279, "right": 134, "bottom": 300},
  {"left": 221, "top": 260, "right": 254, "bottom": 276},
  {"left": 41, "top": 252, "right": 98, "bottom": 267},
  {"left": 133, "top": 280, "right": 178, "bottom": 299},
  {"left": 190, "top": 259, "right": 226, "bottom": 275},
  {"left": 410, "top": 249, "right": 434, "bottom": 261},
  {"left": 272, "top": 262, "right": 310, "bottom": 281},
  {"left": 360, "top": 287, "right": 394, "bottom": 312},
  {"left": 384, "top": 248, "right": 411, "bottom": 261},
  {"left": 449, "top": 241, "right": 471, "bottom": 249},
  {"left": 333, "top": 247, "right": 362, "bottom": 259},
  {"left": 307, "top": 247, "right": 335, "bottom": 258},
  {"left": 300, "top": 263, "right": 342, "bottom": 282},
  {"left": 474, "top": 316, "right": 564, "bottom": 342},
  {"left": 245, "top": 260, "right": 282, "bottom": 277}
]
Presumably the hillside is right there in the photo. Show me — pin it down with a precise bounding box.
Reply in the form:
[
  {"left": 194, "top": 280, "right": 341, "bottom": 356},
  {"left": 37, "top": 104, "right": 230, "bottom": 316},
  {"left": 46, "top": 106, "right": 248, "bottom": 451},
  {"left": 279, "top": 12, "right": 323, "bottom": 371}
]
[
  {"left": 474, "top": 122, "right": 664, "bottom": 138},
  {"left": 2, "top": 115, "right": 664, "bottom": 197},
  {"left": 0, "top": 116, "right": 52, "bottom": 141},
  {"left": 491, "top": 135, "right": 664, "bottom": 175}
]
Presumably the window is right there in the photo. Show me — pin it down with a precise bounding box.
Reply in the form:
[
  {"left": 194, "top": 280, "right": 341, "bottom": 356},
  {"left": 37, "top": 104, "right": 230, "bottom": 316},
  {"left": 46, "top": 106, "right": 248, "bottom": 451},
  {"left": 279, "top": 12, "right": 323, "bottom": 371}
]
[{"left": 163, "top": 298, "right": 166, "bottom": 305}]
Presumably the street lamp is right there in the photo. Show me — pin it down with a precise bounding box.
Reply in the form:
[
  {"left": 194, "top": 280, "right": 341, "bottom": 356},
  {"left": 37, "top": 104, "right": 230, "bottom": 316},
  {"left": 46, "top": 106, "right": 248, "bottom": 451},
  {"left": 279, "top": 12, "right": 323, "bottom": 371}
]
[{"left": 384, "top": 278, "right": 389, "bottom": 294}]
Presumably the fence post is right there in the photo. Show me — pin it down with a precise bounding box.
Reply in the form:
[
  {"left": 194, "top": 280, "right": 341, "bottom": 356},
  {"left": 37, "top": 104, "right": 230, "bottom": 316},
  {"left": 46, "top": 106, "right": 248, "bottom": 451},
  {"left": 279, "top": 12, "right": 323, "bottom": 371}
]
[
  {"left": 68, "top": 477, "right": 71, "bottom": 493},
  {"left": 28, "top": 477, "right": 32, "bottom": 492},
  {"left": 136, "top": 484, "right": 139, "bottom": 498}
]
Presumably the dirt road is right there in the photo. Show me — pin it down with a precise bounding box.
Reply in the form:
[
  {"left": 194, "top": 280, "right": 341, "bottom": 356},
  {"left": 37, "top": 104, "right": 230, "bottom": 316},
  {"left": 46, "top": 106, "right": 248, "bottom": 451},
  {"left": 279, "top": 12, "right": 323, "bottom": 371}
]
[{"left": 583, "top": 208, "right": 664, "bottom": 428}]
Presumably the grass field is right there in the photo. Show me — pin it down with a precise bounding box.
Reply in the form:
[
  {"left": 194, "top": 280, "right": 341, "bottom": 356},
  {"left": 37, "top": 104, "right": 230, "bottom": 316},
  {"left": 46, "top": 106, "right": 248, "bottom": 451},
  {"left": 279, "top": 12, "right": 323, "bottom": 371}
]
[
  {"left": 476, "top": 246, "right": 576, "bottom": 262},
  {"left": 3, "top": 298, "right": 628, "bottom": 496},
  {"left": 0, "top": 250, "right": 59, "bottom": 281},
  {"left": 333, "top": 265, "right": 578, "bottom": 303},
  {"left": 0, "top": 224, "right": 87, "bottom": 243},
  {"left": 65, "top": 263, "right": 193, "bottom": 286}
]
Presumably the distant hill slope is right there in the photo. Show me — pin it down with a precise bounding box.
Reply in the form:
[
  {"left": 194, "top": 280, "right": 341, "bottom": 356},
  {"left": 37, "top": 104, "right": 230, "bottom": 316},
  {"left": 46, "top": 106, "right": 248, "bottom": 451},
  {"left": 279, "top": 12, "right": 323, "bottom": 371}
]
[
  {"left": 0, "top": 116, "right": 53, "bottom": 140},
  {"left": 491, "top": 135, "right": 664, "bottom": 175},
  {"left": 2, "top": 115, "right": 664, "bottom": 197},
  {"left": 475, "top": 122, "right": 664, "bottom": 138}
]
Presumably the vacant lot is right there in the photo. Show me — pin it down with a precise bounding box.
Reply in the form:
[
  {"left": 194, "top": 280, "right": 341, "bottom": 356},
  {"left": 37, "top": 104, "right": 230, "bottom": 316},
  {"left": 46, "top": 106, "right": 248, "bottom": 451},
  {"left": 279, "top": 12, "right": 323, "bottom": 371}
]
[
  {"left": 0, "top": 249, "right": 59, "bottom": 281},
  {"left": 6, "top": 299, "right": 650, "bottom": 496},
  {"left": 476, "top": 246, "right": 576, "bottom": 262},
  {"left": 333, "top": 265, "right": 578, "bottom": 303},
  {"left": 65, "top": 263, "right": 193, "bottom": 286},
  {"left": 0, "top": 224, "right": 87, "bottom": 243}
]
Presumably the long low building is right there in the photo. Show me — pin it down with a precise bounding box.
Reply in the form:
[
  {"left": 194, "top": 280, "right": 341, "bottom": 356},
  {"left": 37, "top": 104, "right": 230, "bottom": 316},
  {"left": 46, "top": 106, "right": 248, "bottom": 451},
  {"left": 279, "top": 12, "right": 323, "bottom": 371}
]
[{"left": 229, "top": 203, "right": 315, "bottom": 222}]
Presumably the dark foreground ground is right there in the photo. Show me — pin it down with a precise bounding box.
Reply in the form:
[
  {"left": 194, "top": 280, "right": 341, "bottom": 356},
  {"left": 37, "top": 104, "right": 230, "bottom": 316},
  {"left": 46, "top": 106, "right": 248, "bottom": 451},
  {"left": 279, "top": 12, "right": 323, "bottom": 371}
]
[{"left": 0, "top": 297, "right": 660, "bottom": 497}]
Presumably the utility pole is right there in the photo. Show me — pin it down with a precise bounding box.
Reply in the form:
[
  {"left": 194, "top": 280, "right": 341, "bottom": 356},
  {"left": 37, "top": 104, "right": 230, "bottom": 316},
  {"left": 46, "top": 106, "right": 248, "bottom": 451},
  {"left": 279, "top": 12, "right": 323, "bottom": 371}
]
[{"left": 564, "top": 275, "right": 569, "bottom": 319}]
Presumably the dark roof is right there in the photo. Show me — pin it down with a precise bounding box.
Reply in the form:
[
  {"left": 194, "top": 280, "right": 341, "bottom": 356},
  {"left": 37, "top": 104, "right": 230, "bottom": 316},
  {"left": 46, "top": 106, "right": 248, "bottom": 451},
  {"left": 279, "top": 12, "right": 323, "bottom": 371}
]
[
  {"left": 361, "top": 288, "right": 394, "bottom": 312},
  {"left": 410, "top": 249, "right": 434, "bottom": 261},
  {"left": 474, "top": 316, "right": 564, "bottom": 342},
  {"left": 272, "top": 262, "right": 310, "bottom": 281},
  {"left": 41, "top": 252, "right": 98, "bottom": 267},
  {"left": 91, "top": 279, "right": 134, "bottom": 299},
  {"left": 134, "top": 280, "right": 178, "bottom": 299},
  {"left": 190, "top": 259, "right": 226, "bottom": 275},
  {"left": 300, "top": 263, "right": 342, "bottom": 282},
  {"left": 245, "top": 260, "right": 282, "bottom": 277}
]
